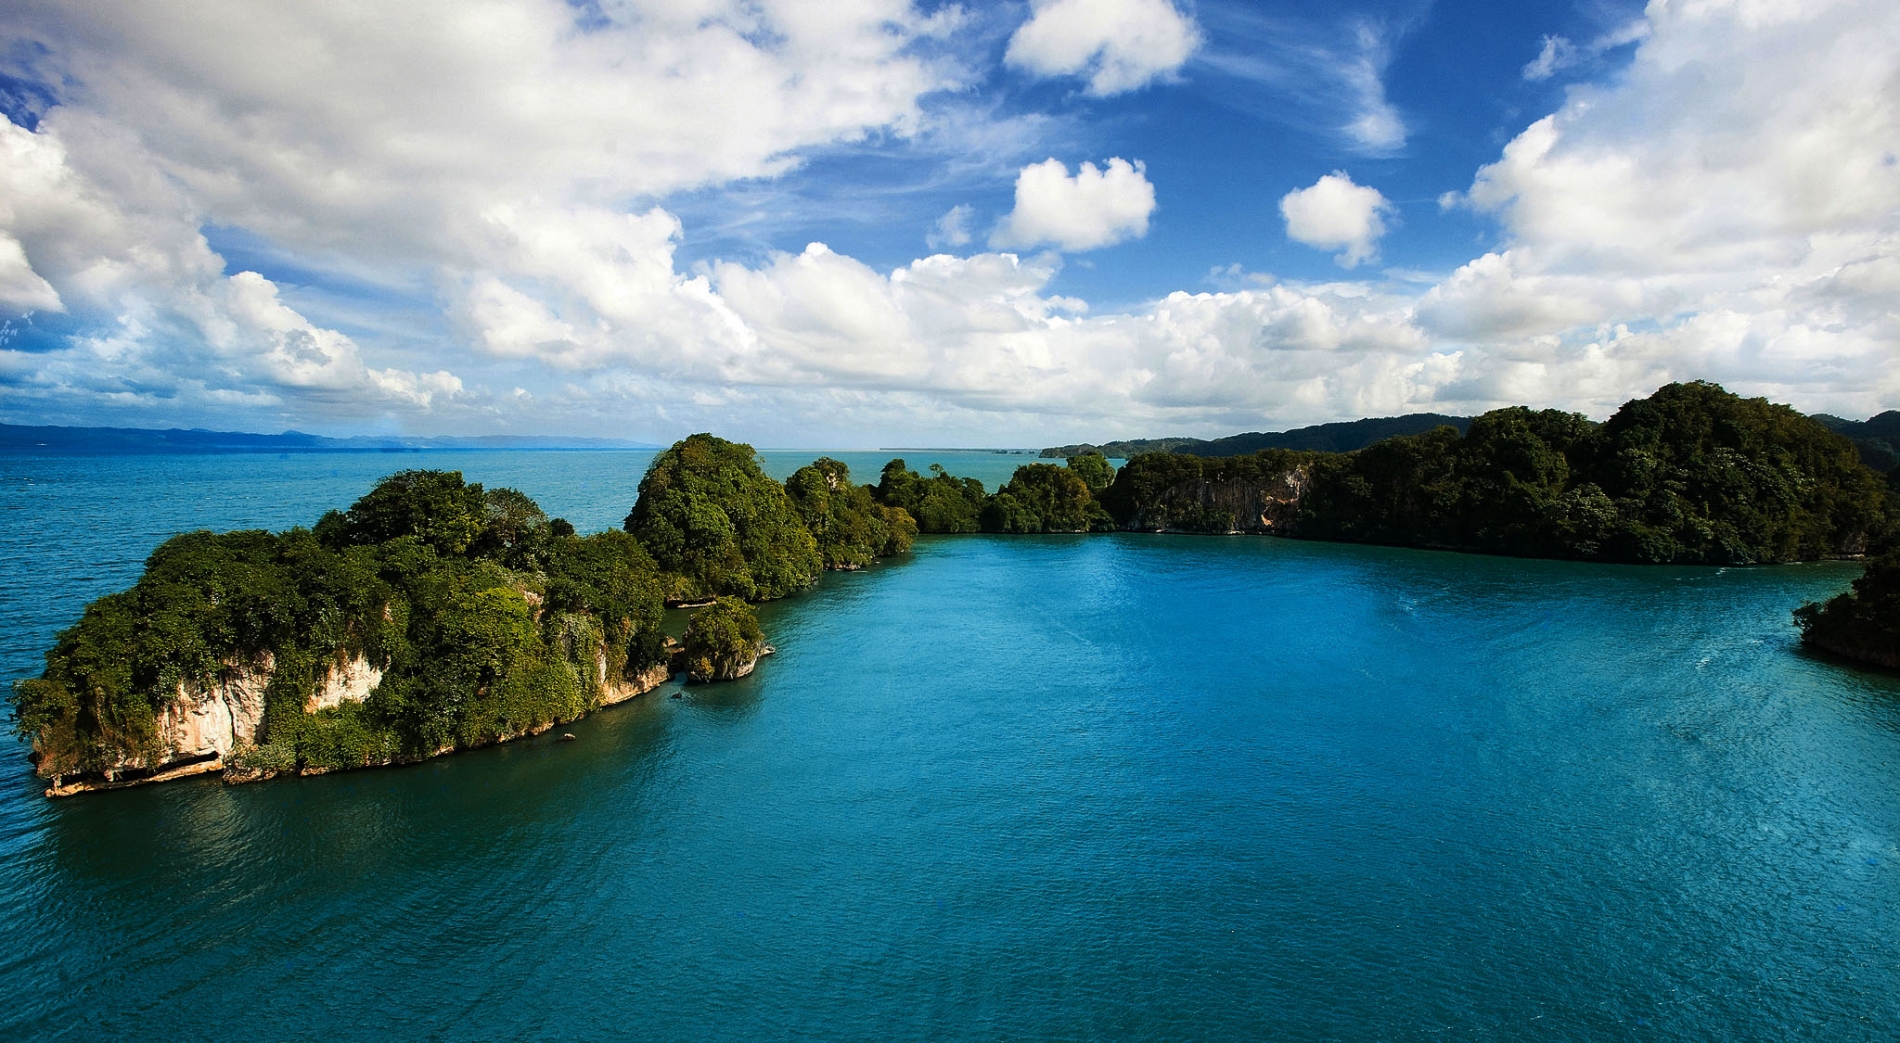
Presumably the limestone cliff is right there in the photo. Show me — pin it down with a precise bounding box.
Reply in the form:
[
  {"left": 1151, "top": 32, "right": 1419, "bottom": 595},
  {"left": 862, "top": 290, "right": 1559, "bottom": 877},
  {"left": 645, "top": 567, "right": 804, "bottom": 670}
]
[
  {"left": 308, "top": 656, "right": 384, "bottom": 712},
  {"left": 1115, "top": 464, "right": 1310, "bottom": 534},
  {"left": 43, "top": 653, "right": 274, "bottom": 796},
  {"left": 43, "top": 651, "right": 391, "bottom": 797}
]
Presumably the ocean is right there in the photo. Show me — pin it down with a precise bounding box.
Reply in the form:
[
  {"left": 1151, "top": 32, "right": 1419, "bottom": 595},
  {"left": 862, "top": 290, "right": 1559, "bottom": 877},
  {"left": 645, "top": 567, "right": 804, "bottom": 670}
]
[{"left": 0, "top": 448, "right": 1895, "bottom": 1040}]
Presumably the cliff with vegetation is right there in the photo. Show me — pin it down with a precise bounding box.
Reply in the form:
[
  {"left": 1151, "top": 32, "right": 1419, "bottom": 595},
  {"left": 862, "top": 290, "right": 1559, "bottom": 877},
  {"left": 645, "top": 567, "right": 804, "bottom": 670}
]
[{"left": 13, "top": 471, "right": 675, "bottom": 794}]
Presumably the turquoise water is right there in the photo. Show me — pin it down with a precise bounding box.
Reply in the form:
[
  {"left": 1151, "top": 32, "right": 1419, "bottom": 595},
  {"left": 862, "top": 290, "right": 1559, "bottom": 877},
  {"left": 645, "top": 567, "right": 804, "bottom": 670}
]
[{"left": 1, "top": 451, "right": 1897, "bottom": 1040}]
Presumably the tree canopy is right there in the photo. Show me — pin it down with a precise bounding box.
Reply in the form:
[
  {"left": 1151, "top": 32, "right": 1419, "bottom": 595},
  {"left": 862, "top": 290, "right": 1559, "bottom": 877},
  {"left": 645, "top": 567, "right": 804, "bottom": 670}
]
[
  {"left": 873, "top": 459, "right": 988, "bottom": 534},
  {"left": 623, "top": 434, "right": 823, "bottom": 600},
  {"left": 980, "top": 463, "right": 1105, "bottom": 533},
  {"left": 679, "top": 596, "right": 768, "bottom": 683},
  {"left": 785, "top": 457, "right": 916, "bottom": 570}
]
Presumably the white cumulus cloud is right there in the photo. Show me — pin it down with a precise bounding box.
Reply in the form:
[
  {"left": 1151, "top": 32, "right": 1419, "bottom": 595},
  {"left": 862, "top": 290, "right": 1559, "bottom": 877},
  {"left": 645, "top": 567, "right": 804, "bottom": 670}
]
[
  {"left": 1425, "top": 0, "right": 1900, "bottom": 416},
  {"left": 991, "top": 158, "right": 1157, "bottom": 252},
  {"left": 1005, "top": 0, "right": 1200, "bottom": 96},
  {"left": 1280, "top": 172, "right": 1392, "bottom": 268}
]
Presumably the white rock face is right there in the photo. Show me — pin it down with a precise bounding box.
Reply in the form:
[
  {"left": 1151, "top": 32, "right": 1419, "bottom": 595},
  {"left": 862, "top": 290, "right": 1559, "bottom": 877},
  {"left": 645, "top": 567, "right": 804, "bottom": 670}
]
[
  {"left": 157, "top": 652, "right": 273, "bottom": 761},
  {"left": 598, "top": 654, "right": 671, "bottom": 707},
  {"left": 308, "top": 656, "right": 383, "bottom": 712}
]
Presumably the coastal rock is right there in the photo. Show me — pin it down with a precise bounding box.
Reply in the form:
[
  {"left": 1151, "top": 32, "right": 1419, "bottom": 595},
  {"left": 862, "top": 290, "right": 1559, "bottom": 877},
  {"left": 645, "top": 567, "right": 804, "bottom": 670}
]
[
  {"left": 307, "top": 655, "right": 384, "bottom": 713},
  {"left": 600, "top": 661, "right": 673, "bottom": 707},
  {"left": 1114, "top": 462, "right": 1311, "bottom": 534},
  {"left": 158, "top": 651, "right": 272, "bottom": 761},
  {"left": 45, "top": 652, "right": 275, "bottom": 797},
  {"left": 1805, "top": 632, "right": 1900, "bottom": 671}
]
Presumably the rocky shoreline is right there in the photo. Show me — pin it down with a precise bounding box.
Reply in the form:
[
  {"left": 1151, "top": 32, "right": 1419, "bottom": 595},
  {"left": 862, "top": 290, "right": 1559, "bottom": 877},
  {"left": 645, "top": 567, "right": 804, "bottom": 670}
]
[{"left": 43, "top": 660, "right": 683, "bottom": 798}]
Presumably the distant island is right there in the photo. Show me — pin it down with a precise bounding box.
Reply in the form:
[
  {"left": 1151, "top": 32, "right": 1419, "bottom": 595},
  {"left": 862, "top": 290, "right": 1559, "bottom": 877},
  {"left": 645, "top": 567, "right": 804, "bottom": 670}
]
[
  {"left": 1041, "top": 413, "right": 1475, "bottom": 459},
  {"left": 0, "top": 421, "right": 660, "bottom": 453},
  {"left": 14, "top": 380, "right": 1899, "bottom": 797}
]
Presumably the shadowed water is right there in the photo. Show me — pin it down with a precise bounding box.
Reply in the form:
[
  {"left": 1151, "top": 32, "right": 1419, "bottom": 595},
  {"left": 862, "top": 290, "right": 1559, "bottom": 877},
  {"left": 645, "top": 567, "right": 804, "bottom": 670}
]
[{"left": 0, "top": 451, "right": 1895, "bottom": 1040}]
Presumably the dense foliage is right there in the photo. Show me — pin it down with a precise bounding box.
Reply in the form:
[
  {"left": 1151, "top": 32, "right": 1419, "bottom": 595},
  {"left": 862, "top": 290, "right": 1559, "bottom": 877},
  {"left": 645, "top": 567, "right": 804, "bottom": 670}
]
[
  {"left": 1102, "top": 383, "right": 1892, "bottom": 564},
  {"left": 1064, "top": 451, "right": 1115, "bottom": 493},
  {"left": 873, "top": 459, "right": 989, "bottom": 533},
  {"left": 980, "top": 463, "right": 1108, "bottom": 533},
  {"left": 678, "top": 596, "right": 768, "bottom": 683},
  {"left": 1040, "top": 413, "right": 1472, "bottom": 459},
  {"left": 14, "top": 472, "right": 669, "bottom": 781},
  {"left": 784, "top": 457, "right": 916, "bottom": 569},
  {"left": 1796, "top": 553, "right": 1900, "bottom": 670},
  {"left": 623, "top": 434, "right": 823, "bottom": 600}
]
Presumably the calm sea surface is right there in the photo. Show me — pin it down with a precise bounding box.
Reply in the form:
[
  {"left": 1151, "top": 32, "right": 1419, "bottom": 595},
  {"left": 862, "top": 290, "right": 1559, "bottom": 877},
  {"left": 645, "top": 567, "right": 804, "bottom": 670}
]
[{"left": 0, "top": 449, "right": 1896, "bottom": 1040}]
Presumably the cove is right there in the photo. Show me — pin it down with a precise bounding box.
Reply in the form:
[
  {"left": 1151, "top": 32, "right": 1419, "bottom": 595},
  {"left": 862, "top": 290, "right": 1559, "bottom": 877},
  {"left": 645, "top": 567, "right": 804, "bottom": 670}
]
[{"left": 3, "top": 505, "right": 1898, "bottom": 1038}]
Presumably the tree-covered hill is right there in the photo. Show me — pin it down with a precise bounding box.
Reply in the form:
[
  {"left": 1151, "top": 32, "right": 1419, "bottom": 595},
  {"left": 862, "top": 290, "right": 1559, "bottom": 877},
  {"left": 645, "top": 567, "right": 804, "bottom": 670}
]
[
  {"left": 1103, "top": 382, "right": 1893, "bottom": 564},
  {"left": 623, "top": 433, "right": 824, "bottom": 601},
  {"left": 1815, "top": 411, "right": 1900, "bottom": 476}
]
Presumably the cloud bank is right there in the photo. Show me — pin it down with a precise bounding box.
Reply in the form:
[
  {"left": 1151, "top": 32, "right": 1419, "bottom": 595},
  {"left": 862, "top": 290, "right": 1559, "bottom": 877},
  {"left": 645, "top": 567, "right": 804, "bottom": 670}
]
[{"left": 0, "top": 0, "right": 1895, "bottom": 444}]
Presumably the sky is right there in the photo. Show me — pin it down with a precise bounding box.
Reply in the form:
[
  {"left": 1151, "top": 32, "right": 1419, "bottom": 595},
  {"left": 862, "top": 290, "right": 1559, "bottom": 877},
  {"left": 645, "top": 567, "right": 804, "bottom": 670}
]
[{"left": 0, "top": 0, "right": 1895, "bottom": 447}]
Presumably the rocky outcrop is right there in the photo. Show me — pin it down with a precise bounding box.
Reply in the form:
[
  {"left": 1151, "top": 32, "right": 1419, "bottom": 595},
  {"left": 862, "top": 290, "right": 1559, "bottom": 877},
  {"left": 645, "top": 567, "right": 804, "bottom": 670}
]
[
  {"left": 44, "top": 652, "right": 274, "bottom": 797},
  {"left": 598, "top": 658, "right": 672, "bottom": 707},
  {"left": 46, "top": 651, "right": 393, "bottom": 797},
  {"left": 1803, "top": 631, "right": 1900, "bottom": 671},
  {"left": 1115, "top": 463, "right": 1311, "bottom": 534},
  {"left": 683, "top": 642, "right": 773, "bottom": 683},
  {"left": 308, "top": 655, "right": 384, "bottom": 712},
  {"left": 160, "top": 652, "right": 272, "bottom": 759}
]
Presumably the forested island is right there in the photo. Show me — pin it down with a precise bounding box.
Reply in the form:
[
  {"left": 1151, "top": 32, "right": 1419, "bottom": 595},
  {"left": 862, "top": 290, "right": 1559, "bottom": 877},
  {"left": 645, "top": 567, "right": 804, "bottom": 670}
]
[
  {"left": 13, "top": 435, "right": 906, "bottom": 795},
  {"left": 13, "top": 381, "right": 1900, "bottom": 795}
]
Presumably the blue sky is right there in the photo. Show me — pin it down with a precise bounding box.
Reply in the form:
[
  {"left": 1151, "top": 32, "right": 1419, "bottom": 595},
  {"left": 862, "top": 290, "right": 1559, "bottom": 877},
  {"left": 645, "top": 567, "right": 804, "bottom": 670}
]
[{"left": 0, "top": 0, "right": 1894, "bottom": 447}]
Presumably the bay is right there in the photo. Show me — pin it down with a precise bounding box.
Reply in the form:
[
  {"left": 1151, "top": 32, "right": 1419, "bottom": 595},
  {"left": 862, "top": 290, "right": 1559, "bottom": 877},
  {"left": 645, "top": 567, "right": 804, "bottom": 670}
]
[{"left": 0, "top": 450, "right": 1896, "bottom": 1040}]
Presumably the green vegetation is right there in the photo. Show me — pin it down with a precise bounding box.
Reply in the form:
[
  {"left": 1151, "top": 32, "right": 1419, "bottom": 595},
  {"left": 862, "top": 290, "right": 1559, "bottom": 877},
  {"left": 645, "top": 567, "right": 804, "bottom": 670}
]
[
  {"left": 623, "top": 433, "right": 823, "bottom": 601},
  {"left": 980, "top": 463, "right": 1108, "bottom": 533},
  {"left": 785, "top": 457, "right": 916, "bottom": 569},
  {"left": 1815, "top": 412, "right": 1900, "bottom": 476},
  {"left": 14, "top": 471, "right": 672, "bottom": 784},
  {"left": 1100, "top": 383, "right": 1893, "bottom": 564},
  {"left": 679, "top": 597, "right": 768, "bottom": 683},
  {"left": 1797, "top": 552, "right": 1900, "bottom": 670},
  {"left": 874, "top": 459, "right": 989, "bottom": 533},
  {"left": 1064, "top": 451, "right": 1115, "bottom": 494}
]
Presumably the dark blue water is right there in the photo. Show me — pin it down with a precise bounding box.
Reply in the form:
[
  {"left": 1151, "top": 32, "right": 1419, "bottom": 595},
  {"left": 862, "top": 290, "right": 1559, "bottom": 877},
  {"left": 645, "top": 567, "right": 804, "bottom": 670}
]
[{"left": 1, "top": 451, "right": 1896, "bottom": 1040}]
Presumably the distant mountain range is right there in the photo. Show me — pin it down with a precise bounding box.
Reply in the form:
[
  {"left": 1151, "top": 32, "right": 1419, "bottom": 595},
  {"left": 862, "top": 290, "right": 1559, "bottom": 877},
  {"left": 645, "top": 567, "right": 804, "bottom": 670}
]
[
  {"left": 1815, "top": 411, "right": 1900, "bottom": 473},
  {"left": 1041, "top": 413, "right": 1475, "bottom": 460},
  {"left": 0, "top": 422, "right": 659, "bottom": 453},
  {"left": 1047, "top": 409, "right": 1900, "bottom": 474}
]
